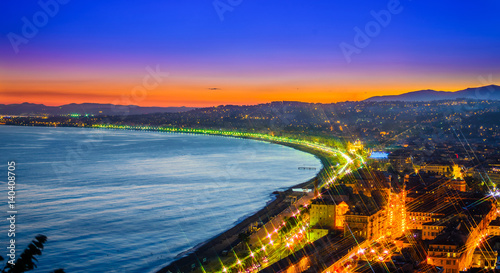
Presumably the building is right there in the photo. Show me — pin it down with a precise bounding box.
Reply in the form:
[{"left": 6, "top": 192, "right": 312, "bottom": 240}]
[
  {"left": 470, "top": 239, "right": 497, "bottom": 270},
  {"left": 487, "top": 164, "right": 500, "bottom": 185},
  {"left": 408, "top": 210, "right": 441, "bottom": 230},
  {"left": 344, "top": 209, "right": 386, "bottom": 241},
  {"left": 406, "top": 199, "right": 449, "bottom": 230},
  {"left": 309, "top": 200, "right": 336, "bottom": 230},
  {"left": 308, "top": 199, "right": 349, "bottom": 241},
  {"left": 426, "top": 226, "right": 465, "bottom": 273},
  {"left": 347, "top": 140, "right": 363, "bottom": 154},
  {"left": 344, "top": 189, "right": 405, "bottom": 240},
  {"left": 308, "top": 229, "right": 329, "bottom": 242},
  {"left": 427, "top": 201, "right": 497, "bottom": 272},
  {"left": 342, "top": 169, "right": 390, "bottom": 197},
  {"left": 344, "top": 191, "right": 386, "bottom": 240},
  {"left": 422, "top": 222, "right": 446, "bottom": 240},
  {"left": 335, "top": 202, "right": 349, "bottom": 228},
  {"left": 388, "top": 149, "right": 413, "bottom": 173},
  {"left": 488, "top": 218, "right": 500, "bottom": 236},
  {"left": 422, "top": 163, "right": 450, "bottom": 176},
  {"left": 448, "top": 179, "right": 467, "bottom": 192},
  {"left": 388, "top": 189, "right": 407, "bottom": 237},
  {"left": 452, "top": 164, "right": 464, "bottom": 179}
]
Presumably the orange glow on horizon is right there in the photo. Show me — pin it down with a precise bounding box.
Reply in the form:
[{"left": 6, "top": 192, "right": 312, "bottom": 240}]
[
  {"left": 2, "top": 60, "right": 493, "bottom": 107},
  {"left": 0, "top": 76, "right": 490, "bottom": 107}
]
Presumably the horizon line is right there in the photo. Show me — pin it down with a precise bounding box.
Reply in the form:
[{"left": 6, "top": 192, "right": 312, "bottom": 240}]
[{"left": 2, "top": 83, "right": 498, "bottom": 108}]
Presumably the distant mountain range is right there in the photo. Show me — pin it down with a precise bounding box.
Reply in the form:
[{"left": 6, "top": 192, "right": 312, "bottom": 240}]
[
  {"left": 365, "top": 85, "right": 500, "bottom": 102},
  {"left": 2, "top": 85, "right": 499, "bottom": 116},
  {"left": 0, "top": 103, "right": 195, "bottom": 116}
]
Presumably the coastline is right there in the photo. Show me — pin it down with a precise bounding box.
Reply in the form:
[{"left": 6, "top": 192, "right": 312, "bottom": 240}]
[
  {"left": 0, "top": 124, "right": 335, "bottom": 273},
  {"left": 155, "top": 142, "right": 332, "bottom": 273}
]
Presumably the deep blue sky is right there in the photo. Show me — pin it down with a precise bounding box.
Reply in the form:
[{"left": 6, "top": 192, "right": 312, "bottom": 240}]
[{"left": 1, "top": 0, "right": 499, "bottom": 106}]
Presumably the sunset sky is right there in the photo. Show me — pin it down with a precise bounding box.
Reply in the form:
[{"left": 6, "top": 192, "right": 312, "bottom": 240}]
[{"left": 1, "top": 1, "right": 499, "bottom": 107}]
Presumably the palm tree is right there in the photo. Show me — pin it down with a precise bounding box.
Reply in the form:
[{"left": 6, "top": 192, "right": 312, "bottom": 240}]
[
  {"left": 1, "top": 235, "right": 65, "bottom": 273},
  {"left": 238, "top": 231, "right": 251, "bottom": 245}
]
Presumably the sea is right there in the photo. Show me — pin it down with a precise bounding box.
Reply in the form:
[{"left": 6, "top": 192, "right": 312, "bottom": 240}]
[{"left": 0, "top": 126, "right": 321, "bottom": 273}]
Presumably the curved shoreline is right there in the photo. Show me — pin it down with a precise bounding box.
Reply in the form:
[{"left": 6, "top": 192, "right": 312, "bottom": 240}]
[
  {"left": 1, "top": 124, "right": 337, "bottom": 273},
  {"left": 151, "top": 139, "right": 333, "bottom": 273},
  {"left": 156, "top": 168, "right": 328, "bottom": 273},
  {"left": 91, "top": 126, "right": 336, "bottom": 272}
]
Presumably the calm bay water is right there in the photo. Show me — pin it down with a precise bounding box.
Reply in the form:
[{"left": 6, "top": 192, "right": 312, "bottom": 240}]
[{"left": 0, "top": 126, "right": 321, "bottom": 273}]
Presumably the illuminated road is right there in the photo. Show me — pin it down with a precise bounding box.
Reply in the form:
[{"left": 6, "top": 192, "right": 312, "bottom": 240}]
[
  {"left": 218, "top": 157, "right": 361, "bottom": 272},
  {"left": 93, "top": 125, "right": 363, "bottom": 273}
]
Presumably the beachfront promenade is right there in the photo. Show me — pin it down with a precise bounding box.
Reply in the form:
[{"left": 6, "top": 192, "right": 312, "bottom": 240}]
[
  {"left": 248, "top": 192, "right": 314, "bottom": 246},
  {"left": 158, "top": 151, "right": 357, "bottom": 271},
  {"left": 94, "top": 126, "right": 355, "bottom": 272},
  {"left": 90, "top": 125, "right": 361, "bottom": 273}
]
